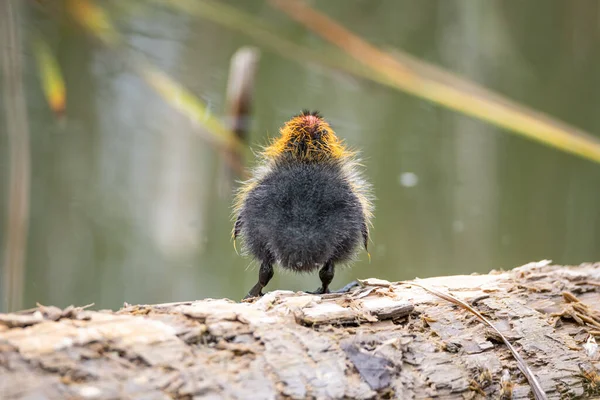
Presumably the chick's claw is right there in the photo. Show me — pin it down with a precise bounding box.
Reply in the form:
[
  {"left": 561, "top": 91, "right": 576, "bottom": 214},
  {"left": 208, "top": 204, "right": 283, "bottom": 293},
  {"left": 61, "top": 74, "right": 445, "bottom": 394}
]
[
  {"left": 243, "top": 292, "right": 262, "bottom": 300},
  {"left": 306, "top": 287, "right": 330, "bottom": 295},
  {"left": 244, "top": 283, "right": 265, "bottom": 300}
]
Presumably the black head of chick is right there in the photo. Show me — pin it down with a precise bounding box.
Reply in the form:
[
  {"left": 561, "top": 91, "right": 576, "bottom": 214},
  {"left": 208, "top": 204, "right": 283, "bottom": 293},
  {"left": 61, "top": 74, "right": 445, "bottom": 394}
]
[{"left": 233, "top": 110, "right": 373, "bottom": 299}]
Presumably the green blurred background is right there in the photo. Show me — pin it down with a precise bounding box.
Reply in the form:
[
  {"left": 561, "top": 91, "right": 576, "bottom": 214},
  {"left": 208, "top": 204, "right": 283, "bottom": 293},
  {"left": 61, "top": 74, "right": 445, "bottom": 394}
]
[{"left": 1, "top": 0, "right": 600, "bottom": 311}]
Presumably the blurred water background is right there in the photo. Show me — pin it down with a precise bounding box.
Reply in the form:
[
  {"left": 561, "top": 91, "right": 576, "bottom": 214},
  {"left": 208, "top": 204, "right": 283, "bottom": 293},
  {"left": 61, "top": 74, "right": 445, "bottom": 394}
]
[{"left": 1, "top": 0, "right": 600, "bottom": 312}]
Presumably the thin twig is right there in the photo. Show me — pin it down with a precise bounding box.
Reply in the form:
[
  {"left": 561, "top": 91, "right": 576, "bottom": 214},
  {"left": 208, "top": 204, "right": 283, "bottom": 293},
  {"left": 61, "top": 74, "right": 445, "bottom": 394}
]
[
  {"left": 219, "top": 46, "right": 260, "bottom": 196},
  {"left": 404, "top": 280, "right": 548, "bottom": 400},
  {"left": 1, "top": 0, "right": 31, "bottom": 312}
]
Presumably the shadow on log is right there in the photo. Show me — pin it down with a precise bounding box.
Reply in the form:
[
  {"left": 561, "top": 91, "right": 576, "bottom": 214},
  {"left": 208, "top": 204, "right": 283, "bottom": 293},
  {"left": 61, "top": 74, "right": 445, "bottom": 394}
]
[{"left": 1, "top": 261, "right": 600, "bottom": 399}]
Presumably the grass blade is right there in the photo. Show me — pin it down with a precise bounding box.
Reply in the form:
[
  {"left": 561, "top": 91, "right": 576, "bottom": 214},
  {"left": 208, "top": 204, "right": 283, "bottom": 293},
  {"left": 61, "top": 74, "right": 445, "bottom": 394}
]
[
  {"left": 66, "top": 0, "right": 119, "bottom": 45},
  {"left": 32, "top": 36, "right": 66, "bottom": 117},
  {"left": 270, "top": 0, "right": 600, "bottom": 165},
  {"left": 65, "top": 0, "right": 245, "bottom": 174}
]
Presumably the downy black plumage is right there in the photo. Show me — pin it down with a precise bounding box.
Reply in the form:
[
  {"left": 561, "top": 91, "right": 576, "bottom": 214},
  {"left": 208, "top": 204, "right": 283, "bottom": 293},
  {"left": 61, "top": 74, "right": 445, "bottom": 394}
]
[{"left": 233, "top": 111, "right": 373, "bottom": 299}]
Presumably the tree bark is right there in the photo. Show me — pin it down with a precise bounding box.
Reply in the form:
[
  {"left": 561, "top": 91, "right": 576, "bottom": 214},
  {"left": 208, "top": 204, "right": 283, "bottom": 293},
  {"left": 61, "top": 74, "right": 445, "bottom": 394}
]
[{"left": 1, "top": 261, "right": 599, "bottom": 399}]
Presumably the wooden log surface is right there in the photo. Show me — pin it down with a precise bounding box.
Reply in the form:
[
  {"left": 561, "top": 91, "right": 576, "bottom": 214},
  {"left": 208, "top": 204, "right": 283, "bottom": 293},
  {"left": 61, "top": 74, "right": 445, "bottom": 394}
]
[{"left": 1, "top": 261, "right": 599, "bottom": 399}]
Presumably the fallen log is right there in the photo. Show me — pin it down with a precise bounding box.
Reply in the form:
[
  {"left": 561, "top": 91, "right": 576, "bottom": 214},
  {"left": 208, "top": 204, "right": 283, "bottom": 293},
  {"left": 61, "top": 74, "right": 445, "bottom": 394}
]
[{"left": 1, "top": 261, "right": 599, "bottom": 399}]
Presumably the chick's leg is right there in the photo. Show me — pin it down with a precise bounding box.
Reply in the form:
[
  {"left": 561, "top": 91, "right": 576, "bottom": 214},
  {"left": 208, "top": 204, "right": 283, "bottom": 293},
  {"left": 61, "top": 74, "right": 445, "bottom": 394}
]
[
  {"left": 244, "top": 262, "right": 274, "bottom": 299},
  {"left": 308, "top": 260, "right": 334, "bottom": 294}
]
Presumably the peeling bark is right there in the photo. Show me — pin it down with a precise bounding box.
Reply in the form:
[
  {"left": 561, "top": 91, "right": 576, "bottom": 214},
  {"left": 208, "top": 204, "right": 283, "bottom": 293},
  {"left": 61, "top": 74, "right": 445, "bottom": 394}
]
[{"left": 1, "top": 261, "right": 599, "bottom": 399}]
